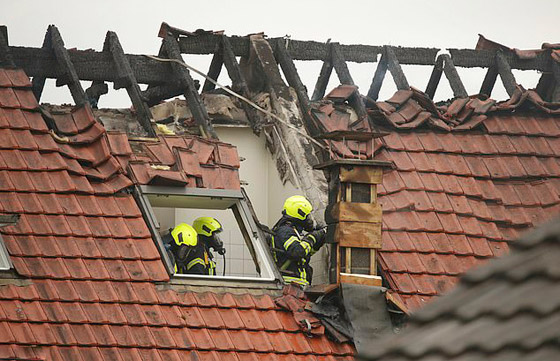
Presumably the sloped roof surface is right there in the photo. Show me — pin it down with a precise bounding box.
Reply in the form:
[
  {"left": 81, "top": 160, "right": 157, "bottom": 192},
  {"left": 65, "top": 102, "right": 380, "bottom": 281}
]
[
  {"left": 312, "top": 85, "right": 560, "bottom": 312},
  {"left": 0, "top": 68, "right": 354, "bottom": 360},
  {"left": 362, "top": 217, "right": 560, "bottom": 360}
]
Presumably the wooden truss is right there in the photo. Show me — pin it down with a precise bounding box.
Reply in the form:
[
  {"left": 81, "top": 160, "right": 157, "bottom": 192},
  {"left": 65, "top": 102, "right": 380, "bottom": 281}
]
[{"left": 1, "top": 23, "right": 559, "bottom": 137}]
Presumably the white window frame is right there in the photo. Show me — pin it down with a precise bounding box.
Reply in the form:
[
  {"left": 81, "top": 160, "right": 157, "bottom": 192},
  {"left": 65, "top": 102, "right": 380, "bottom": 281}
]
[
  {"left": 133, "top": 185, "right": 281, "bottom": 284},
  {"left": 0, "top": 215, "right": 18, "bottom": 270}
]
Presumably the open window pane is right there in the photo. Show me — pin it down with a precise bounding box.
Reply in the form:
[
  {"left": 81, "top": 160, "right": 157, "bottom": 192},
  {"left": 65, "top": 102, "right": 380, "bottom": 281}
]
[
  {"left": 0, "top": 236, "right": 11, "bottom": 270},
  {"left": 135, "top": 186, "right": 278, "bottom": 282}
]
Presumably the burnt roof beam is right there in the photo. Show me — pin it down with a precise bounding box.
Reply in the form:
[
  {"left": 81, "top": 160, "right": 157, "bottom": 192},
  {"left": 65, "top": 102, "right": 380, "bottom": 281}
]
[
  {"left": 0, "top": 26, "right": 14, "bottom": 68},
  {"left": 272, "top": 38, "right": 322, "bottom": 137},
  {"left": 385, "top": 46, "right": 409, "bottom": 90},
  {"left": 425, "top": 55, "right": 444, "bottom": 99},
  {"left": 551, "top": 61, "right": 560, "bottom": 103},
  {"left": 367, "top": 55, "right": 387, "bottom": 101},
  {"left": 221, "top": 35, "right": 260, "bottom": 130},
  {"left": 479, "top": 66, "right": 499, "bottom": 98},
  {"left": 104, "top": 31, "right": 156, "bottom": 137},
  {"left": 177, "top": 34, "right": 550, "bottom": 71},
  {"left": 311, "top": 39, "right": 333, "bottom": 102},
  {"left": 31, "top": 29, "right": 51, "bottom": 101},
  {"left": 330, "top": 43, "right": 372, "bottom": 128},
  {"left": 441, "top": 54, "right": 468, "bottom": 98},
  {"left": 202, "top": 42, "right": 223, "bottom": 92},
  {"left": 496, "top": 51, "right": 518, "bottom": 97},
  {"left": 162, "top": 35, "right": 218, "bottom": 139},
  {"left": 31, "top": 25, "right": 88, "bottom": 106},
  {"left": 48, "top": 26, "right": 88, "bottom": 106}
]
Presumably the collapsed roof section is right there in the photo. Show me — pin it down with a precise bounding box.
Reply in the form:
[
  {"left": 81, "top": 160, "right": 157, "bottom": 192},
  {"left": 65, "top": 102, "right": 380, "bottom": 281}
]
[{"left": 1, "top": 20, "right": 559, "bottom": 319}]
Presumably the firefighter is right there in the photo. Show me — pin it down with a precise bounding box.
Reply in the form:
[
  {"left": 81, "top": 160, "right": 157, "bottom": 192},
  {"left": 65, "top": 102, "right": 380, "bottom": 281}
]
[
  {"left": 163, "top": 223, "right": 211, "bottom": 275},
  {"left": 192, "top": 217, "right": 226, "bottom": 276},
  {"left": 271, "top": 195, "right": 326, "bottom": 286}
]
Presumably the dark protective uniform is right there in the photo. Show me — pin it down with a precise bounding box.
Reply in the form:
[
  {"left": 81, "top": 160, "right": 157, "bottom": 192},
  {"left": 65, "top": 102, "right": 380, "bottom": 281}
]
[
  {"left": 162, "top": 233, "right": 215, "bottom": 275},
  {"left": 271, "top": 217, "right": 325, "bottom": 286}
]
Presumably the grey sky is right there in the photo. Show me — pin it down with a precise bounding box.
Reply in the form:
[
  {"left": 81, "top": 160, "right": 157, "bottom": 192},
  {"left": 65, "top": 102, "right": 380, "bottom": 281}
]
[{"left": 3, "top": 0, "right": 559, "bottom": 107}]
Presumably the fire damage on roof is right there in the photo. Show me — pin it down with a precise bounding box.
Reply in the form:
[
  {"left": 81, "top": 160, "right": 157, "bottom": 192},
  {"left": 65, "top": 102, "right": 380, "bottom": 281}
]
[{"left": 0, "top": 21, "right": 559, "bottom": 359}]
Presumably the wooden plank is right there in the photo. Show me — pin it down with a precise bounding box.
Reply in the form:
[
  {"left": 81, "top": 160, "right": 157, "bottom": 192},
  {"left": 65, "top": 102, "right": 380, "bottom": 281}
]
[
  {"left": 496, "top": 51, "right": 517, "bottom": 97},
  {"left": 104, "top": 31, "right": 156, "bottom": 137},
  {"left": 370, "top": 249, "right": 377, "bottom": 276},
  {"left": 340, "top": 273, "right": 382, "bottom": 287},
  {"left": 344, "top": 183, "right": 352, "bottom": 202},
  {"left": 326, "top": 202, "right": 382, "bottom": 224},
  {"left": 385, "top": 46, "right": 409, "bottom": 90},
  {"left": 370, "top": 184, "right": 377, "bottom": 204},
  {"left": 336, "top": 221, "right": 382, "bottom": 248},
  {"left": 162, "top": 35, "right": 218, "bottom": 139},
  {"left": 425, "top": 55, "right": 444, "bottom": 99},
  {"left": 345, "top": 247, "right": 351, "bottom": 273},
  {"left": 305, "top": 283, "right": 339, "bottom": 297},
  {"left": 339, "top": 165, "right": 382, "bottom": 184},
  {"left": 441, "top": 54, "right": 468, "bottom": 98}
]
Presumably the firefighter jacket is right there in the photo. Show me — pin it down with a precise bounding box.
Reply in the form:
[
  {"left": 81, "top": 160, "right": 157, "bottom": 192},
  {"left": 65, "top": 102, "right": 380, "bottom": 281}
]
[
  {"left": 163, "top": 234, "right": 215, "bottom": 275},
  {"left": 271, "top": 218, "right": 322, "bottom": 286}
]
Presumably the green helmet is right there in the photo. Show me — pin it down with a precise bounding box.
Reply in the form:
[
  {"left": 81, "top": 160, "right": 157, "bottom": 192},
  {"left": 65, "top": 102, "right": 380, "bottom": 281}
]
[
  {"left": 283, "top": 195, "right": 313, "bottom": 221},
  {"left": 171, "top": 223, "right": 198, "bottom": 247},
  {"left": 193, "top": 217, "right": 223, "bottom": 237}
]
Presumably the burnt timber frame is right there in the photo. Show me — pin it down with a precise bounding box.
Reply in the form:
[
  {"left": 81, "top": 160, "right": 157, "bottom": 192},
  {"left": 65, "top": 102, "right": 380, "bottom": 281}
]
[{"left": 3, "top": 25, "right": 560, "bottom": 120}]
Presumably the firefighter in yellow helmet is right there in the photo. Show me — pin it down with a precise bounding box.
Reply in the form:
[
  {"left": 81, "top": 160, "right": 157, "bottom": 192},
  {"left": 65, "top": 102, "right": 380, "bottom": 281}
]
[
  {"left": 193, "top": 217, "right": 225, "bottom": 276},
  {"left": 271, "top": 195, "right": 326, "bottom": 286},
  {"left": 163, "top": 223, "right": 210, "bottom": 275}
]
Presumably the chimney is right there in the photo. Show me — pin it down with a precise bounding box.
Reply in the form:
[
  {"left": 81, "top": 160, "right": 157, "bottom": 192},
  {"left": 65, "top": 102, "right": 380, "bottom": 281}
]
[{"left": 317, "top": 159, "right": 392, "bottom": 286}]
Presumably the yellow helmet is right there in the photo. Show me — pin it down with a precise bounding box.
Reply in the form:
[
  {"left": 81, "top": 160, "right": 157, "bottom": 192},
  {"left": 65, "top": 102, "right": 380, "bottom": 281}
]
[
  {"left": 283, "top": 195, "right": 313, "bottom": 220},
  {"left": 192, "top": 217, "right": 223, "bottom": 237},
  {"left": 171, "top": 223, "right": 198, "bottom": 247}
]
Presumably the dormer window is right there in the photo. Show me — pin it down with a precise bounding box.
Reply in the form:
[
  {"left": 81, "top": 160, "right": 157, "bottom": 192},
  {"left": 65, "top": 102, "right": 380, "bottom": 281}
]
[
  {"left": 134, "top": 185, "right": 280, "bottom": 283},
  {"left": 0, "top": 215, "right": 19, "bottom": 271}
]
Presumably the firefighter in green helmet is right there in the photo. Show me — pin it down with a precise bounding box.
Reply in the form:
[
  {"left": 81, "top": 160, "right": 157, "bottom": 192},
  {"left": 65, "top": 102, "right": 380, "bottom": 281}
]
[
  {"left": 192, "top": 217, "right": 226, "bottom": 276},
  {"left": 163, "top": 223, "right": 210, "bottom": 275},
  {"left": 271, "top": 195, "right": 327, "bottom": 286}
]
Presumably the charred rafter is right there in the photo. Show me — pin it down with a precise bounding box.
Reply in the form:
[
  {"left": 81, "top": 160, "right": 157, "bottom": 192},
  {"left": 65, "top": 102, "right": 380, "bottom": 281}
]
[
  {"left": 330, "top": 43, "right": 369, "bottom": 122},
  {"left": 104, "top": 31, "right": 156, "bottom": 137},
  {"left": 221, "top": 35, "right": 260, "bottom": 130},
  {"left": 311, "top": 39, "right": 333, "bottom": 102},
  {"left": 32, "top": 25, "right": 88, "bottom": 106},
  {"left": 368, "top": 46, "right": 409, "bottom": 100},
  {"left": 161, "top": 34, "right": 218, "bottom": 139},
  {"left": 0, "top": 26, "right": 14, "bottom": 68}
]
